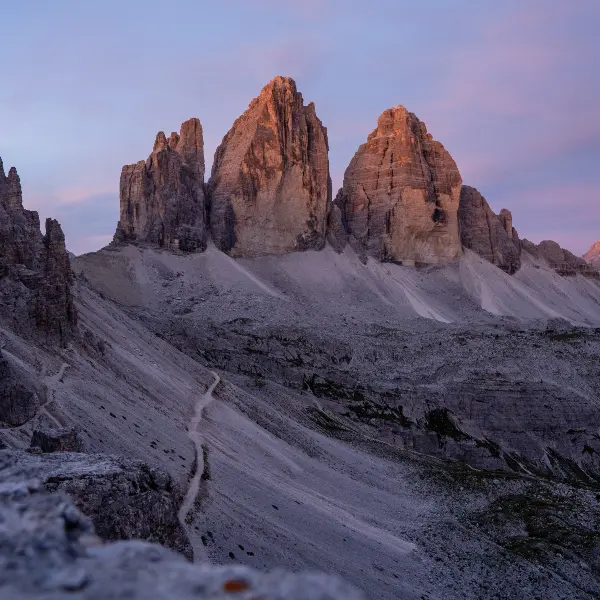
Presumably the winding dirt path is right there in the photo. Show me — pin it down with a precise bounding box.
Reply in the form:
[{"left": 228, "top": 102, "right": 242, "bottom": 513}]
[{"left": 178, "top": 371, "right": 220, "bottom": 524}]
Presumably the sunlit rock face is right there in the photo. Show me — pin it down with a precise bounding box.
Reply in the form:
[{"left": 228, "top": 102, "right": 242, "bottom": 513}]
[
  {"left": 207, "top": 77, "right": 331, "bottom": 258},
  {"left": 334, "top": 106, "right": 462, "bottom": 265},
  {"left": 114, "top": 118, "right": 207, "bottom": 252},
  {"left": 459, "top": 186, "right": 521, "bottom": 274},
  {"left": 585, "top": 239, "right": 600, "bottom": 269}
]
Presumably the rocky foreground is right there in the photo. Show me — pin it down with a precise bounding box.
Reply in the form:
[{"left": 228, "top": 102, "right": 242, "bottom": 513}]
[{"left": 0, "top": 451, "right": 363, "bottom": 600}]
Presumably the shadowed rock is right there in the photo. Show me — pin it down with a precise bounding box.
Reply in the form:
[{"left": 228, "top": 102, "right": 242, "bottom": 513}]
[
  {"left": 114, "top": 118, "right": 207, "bottom": 252},
  {"left": 208, "top": 76, "right": 331, "bottom": 257},
  {"left": 0, "top": 351, "right": 41, "bottom": 426},
  {"left": 333, "top": 106, "right": 462, "bottom": 265},
  {"left": 30, "top": 427, "right": 82, "bottom": 452},
  {"left": 459, "top": 186, "right": 521, "bottom": 274},
  {"left": 0, "top": 157, "right": 76, "bottom": 346},
  {"left": 0, "top": 450, "right": 193, "bottom": 560}
]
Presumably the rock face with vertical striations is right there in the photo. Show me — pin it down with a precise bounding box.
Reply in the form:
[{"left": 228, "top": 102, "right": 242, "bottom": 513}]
[
  {"left": 584, "top": 239, "right": 600, "bottom": 269},
  {"left": 114, "top": 118, "right": 207, "bottom": 252},
  {"left": 207, "top": 77, "right": 331, "bottom": 257},
  {"left": 333, "top": 106, "right": 462, "bottom": 265},
  {"left": 458, "top": 186, "right": 521, "bottom": 274},
  {"left": 0, "top": 157, "right": 76, "bottom": 346}
]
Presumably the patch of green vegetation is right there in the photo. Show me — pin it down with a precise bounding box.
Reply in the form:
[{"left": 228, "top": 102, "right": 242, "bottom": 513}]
[{"left": 475, "top": 487, "right": 600, "bottom": 563}]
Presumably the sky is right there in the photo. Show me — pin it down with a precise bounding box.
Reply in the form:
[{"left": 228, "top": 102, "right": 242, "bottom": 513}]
[{"left": 1, "top": 0, "right": 599, "bottom": 256}]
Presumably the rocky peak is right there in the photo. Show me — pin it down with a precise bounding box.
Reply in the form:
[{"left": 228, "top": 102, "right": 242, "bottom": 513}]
[
  {"left": 114, "top": 118, "right": 207, "bottom": 253},
  {"left": 522, "top": 238, "right": 598, "bottom": 277},
  {"left": 458, "top": 186, "right": 521, "bottom": 274},
  {"left": 332, "top": 105, "right": 462, "bottom": 264},
  {"left": 0, "top": 156, "right": 76, "bottom": 345},
  {"left": 207, "top": 76, "right": 331, "bottom": 257},
  {"left": 584, "top": 239, "right": 600, "bottom": 268}
]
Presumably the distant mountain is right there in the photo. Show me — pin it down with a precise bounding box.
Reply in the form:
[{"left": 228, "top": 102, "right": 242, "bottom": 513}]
[{"left": 585, "top": 239, "right": 600, "bottom": 268}]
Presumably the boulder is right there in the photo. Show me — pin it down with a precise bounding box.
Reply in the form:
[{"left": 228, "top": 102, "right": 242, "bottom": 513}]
[
  {"left": 208, "top": 76, "right": 331, "bottom": 257},
  {"left": 458, "top": 186, "right": 521, "bottom": 274},
  {"left": 0, "top": 450, "right": 192, "bottom": 560},
  {"left": 114, "top": 118, "right": 207, "bottom": 252},
  {"left": 334, "top": 105, "right": 462, "bottom": 265},
  {"left": 30, "top": 427, "right": 82, "bottom": 452}
]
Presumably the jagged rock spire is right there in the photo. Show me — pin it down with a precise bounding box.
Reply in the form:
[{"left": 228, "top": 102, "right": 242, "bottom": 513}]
[
  {"left": 0, "top": 156, "right": 76, "bottom": 345},
  {"left": 114, "top": 118, "right": 207, "bottom": 252},
  {"left": 207, "top": 76, "right": 331, "bottom": 257},
  {"left": 459, "top": 186, "right": 521, "bottom": 274}
]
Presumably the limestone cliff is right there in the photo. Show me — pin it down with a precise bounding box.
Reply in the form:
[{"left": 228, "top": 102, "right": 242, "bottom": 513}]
[
  {"left": 207, "top": 77, "right": 331, "bottom": 257},
  {"left": 584, "top": 239, "right": 600, "bottom": 269},
  {"left": 458, "top": 186, "right": 521, "bottom": 274},
  {"left": 333, "top": 106, "right": 462, "bottom": 265},
  {"left": 114, "top": 118, "right": 207, "bottom": 252},
  {"left": 0, "top": 157, "right": 76, "bottom": 345},
  {"left": 522, "top": 239, "right": 597, "bottom": 276}
]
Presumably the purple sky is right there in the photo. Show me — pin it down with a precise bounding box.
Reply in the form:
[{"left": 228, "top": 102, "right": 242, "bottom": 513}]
[{"left": 1, "top": 0, "right": 598, "bottom": 256}]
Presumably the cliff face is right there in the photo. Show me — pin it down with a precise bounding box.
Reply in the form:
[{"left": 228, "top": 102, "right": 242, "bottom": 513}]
[
  {"left": 333, "top": 106, "right": 462, "bottom": 265},
  {"left": 522, "top": 239, "right": 597, "bottom": 276},
  {"left": 207, "top": 76, "right": 331, "bottom": 257},
  {"left": 458, "top": 186, "right": 521, "bottom": 274},
  {"left": 0, "top": 157, "right": 76, "bottom": 345},
  {"left": 585, "top": 239, "right": 600, "bottom": 268},
  {"left": 114, "top": 118, "right": 207, "bottom": 252}
]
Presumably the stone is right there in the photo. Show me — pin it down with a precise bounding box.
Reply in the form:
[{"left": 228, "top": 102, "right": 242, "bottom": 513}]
[
  {"left": 326, "top": 194, "right": 349, "bottom": 253},
  {"left": 458, "top": 186, "right": 521, "bottom": 274},
  {"left": 114, "top": 118, "right": 207, "bottom": 252},
  {"left": 522, "top": 239, "right": 597, "bottom": 276},
  {"left": 584, "top": 239, "right": 600, "bottom": 268},
  {"left": 0, "top": 351, "right": 41, "bottom": 427},
  {"left": 0, "top": 450, "right": 193, "bottom": 560},
  {"left": 0, "top": 463, "right": 364, "bottom": 600},
  {"left": 334, "top": 105, "right": 462, "bottom": 265},
  {"left": 30, "top": 427, "right": 83, "bottom": 452},
  {"left": 0, "top": 157, "right": 76, "bottom": 346},
  {"left": 207, "top": 76, "right": 331, "bottom": 257}
]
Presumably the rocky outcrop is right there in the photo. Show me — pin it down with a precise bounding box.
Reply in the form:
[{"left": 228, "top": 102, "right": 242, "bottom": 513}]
[
  {"left": 0, "top": 450, "right": 192, "bottom": 560},
  {"left": 458, "top": 186, "right": 521, "bottom": 274},
  {"left": 0, "top": 479, "right": 363, "bottom": 600},
  {"left": 114, "top": 118, "right": 207, "bottom": 252},
  {"left": 0, "top": 157, "right": 76, "bottom": 345},
  {"left": 0, "top": 351, "right": 41, "bottom": 427},
  {"left": 333, "top": 106, "right": 462, "bottom": 265},
  {"left": 522, "top": 239, "right": 597, "bottom": 276},
  {"left": 30, "top": 427, "right": 82, "bottom": 452},
  {"left": 208, "top": 77, "right": 331, "bottom": 257},
  {"left": 584, "top": 239, "right": 600, "bottom": 268}
]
